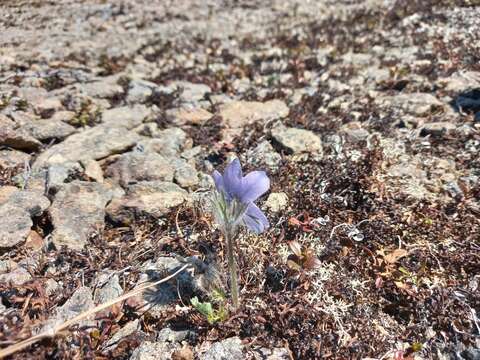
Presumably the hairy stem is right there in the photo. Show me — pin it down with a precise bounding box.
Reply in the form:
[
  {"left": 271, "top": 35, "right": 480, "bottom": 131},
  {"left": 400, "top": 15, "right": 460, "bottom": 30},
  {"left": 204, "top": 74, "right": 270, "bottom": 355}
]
[{"left": 225, "top": 224, "right": 239, "bottom": 310}]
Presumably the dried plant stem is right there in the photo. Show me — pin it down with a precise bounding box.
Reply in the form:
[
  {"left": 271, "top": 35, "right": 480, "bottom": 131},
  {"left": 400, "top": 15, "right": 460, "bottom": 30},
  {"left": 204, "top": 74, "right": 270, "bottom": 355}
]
[
  {"left": 225, "top": 225, "right": 239, "bottom": 310},
  {"left": 0, "top": 264, "right": 189, "bottom": 359}
]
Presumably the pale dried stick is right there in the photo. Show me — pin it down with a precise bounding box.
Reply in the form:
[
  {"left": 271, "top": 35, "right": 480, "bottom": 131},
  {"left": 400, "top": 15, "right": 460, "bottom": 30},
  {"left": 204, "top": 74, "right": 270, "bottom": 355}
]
[{"left": 0, "top": 264, "right": 190, "bottom": 359}]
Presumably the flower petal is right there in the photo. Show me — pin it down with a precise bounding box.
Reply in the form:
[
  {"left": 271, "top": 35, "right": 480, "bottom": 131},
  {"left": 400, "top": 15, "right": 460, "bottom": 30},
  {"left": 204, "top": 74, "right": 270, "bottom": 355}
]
[
  {"left": 243, "top": 203, "right": 269, "bottom": 234},
  {"left": 239, "top": 170, "right": 270, "bottom": 203},
  {"left": 212, "top": 170, "right": 225, "bottom": 193},
  {"left": 223, "top": 158, "right": 243, "bottom": 196}
]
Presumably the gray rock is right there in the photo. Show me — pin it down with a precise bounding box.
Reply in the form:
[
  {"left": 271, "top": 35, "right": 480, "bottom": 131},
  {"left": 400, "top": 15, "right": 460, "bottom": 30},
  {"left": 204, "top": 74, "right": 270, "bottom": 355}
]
[
  {"left": 57, "top": 91, "right": 108, "bottom": 115},
  {"left": 438, "top": 71, "right": 480, "bottom": 92},
  {"left": 103, "top": 319, "right": 142, "bottom": 351},
  {"left": 199, "top": 337, "right": 244, "bottom": 360},
  {"left": 340, "top": 122, "right": 370, "bottom": 142},
  {"left": 0, "top": 115, "right": 42, "bottom": 151},
  {"left": 14, "top": 162, "right": 81, "bottom": 194},
  {"left": 379, "top": 93, "right": 443, "bottom": 116},
  {"left": 126, "top": 80, "right": 156, "bottom": 104},
  {"left": 209, "top": 94, "right": 234, "bottom": 105},
  {"left": 125, "top": 58, "right": 158, "bottom": 80},
  {"left": 420, "top": 122, "right": 456, "bottom": 137},
  {"left": 264, "top": 192, "right": 288, "bottom": 213},
  {"left": 170, "top": 81, "right": 211, "bottom": 103},
  {"left": 231, "top": 78, "right": 252, "bottom": 94},
  {"left": 341, "top": 52, "right": 375, "bottom": 67},
  {"left": 290, "top": 87, "right": 317, "bottom": 106},
  {"left": 444, "top": 180, "right": 463, "bottom": 200},
  {"left": 8, "top": 111, "right": 40, "bottom": 127},
  {"left": 383, "top": 46, "right": 419, "bottom": 64},
  {"left": 386, "top": 160, "right": 433, "bottom": 200},
  {"left": 315, "top": 46, "right": 334, "bottom": 66},
  {"left": 345, "top": 127, "right": 370, "bottom": 142},
  {"left": 138, "top": 127, "right": 190, "bottom": 157},
  {"left": 50, "top": 110, "right": 76, "bottom": 123},
  {"left": 102, "top": 179, "right": 126, "bottom": 200},
  {"left": 45, "top": 278, "right": 60, "bottom": 296},
  {"left": 17, "top": 256, "right": 41, "bottom": 270},
  {"left": 21, "top": 119, "right": 76, "bottom": 141},
  {"left": 130, "top": 341, "right": 179, "bottom": 360},
  {"left": 198, "top": 172, "right": 215, "bottom": 190},
  {"left": 166, "top": 106, "right": 213, "bottom": 126},
  {"left": 102, "top": 105, "right": 152, "bottom": 129},
  {"left": 80, "top": 80, "right": 124, "bottom": 99},
  {"left": 49, "top": 181, "right": 113, "bottom": 250},
  {"left": 172, "top": 159, "right": 199, "bottom": 188},
  {"left": 34, "top": 125, "right": 139, "bottom": 168},
  {"left": 245, "top": 140, "right": 282, "bottom": 171},
  {"left": 387, "top": 161, "right": 426, "bottom": 179},
  {"left": 360, "top": 66, "right": 390, "bottom": 84},
  {"left": 460, "top": 172, "right": 480, "bottom": 189},
  {"left": 271, "top": 125, "right": 322, "bottom": 155},
  {"left": 0, "top": 259, "right": 16, "bottom": 273},
  {"left": 135, "top": 123, "right": 158, "bottom": 137},
  {"left": 181, "top": 146, "right": 203, "bottom": 160},
  {"left": 106, "top": 181, "right": 188, "bottom": 224},
  {"left": 16, "top": 87, "right": 48, "bottom": 105},
  {"left": 31, "top": 97, "right": 63, "bottom": 118},
  {"left": 460, "top": 347, "right": 480, "bottom": 360},
  {"left": 218, "top": 100, "right": 289, "bottom": 129},
  {"left": 0, "top": 149, "right": 30, "bottom": 168},
  {"left": 157, "top": 327, "right": 195, "bottom": 343},
  {"left": 13, "top": 169, "right": 44, "bottom": 193},
  {"left": 327, "top": 79, "right": 351, "bottom": 93},
  {"left": 105, "top": 151, "right": 175, "bottom": 187},
  {"left": 0, "top": 186, "right": 50, "bottom": 248},
  {"left": 95, "top": 272, "right": 123, "bottom": 304},
  {"left": 139, "top": 256, "right": 186, "bottom": 279},
  {"left": 41, "top": 287, "right": 94, "bottom": 332},
  {"left": 48, "top": 163, "right": 78, "bottom": 189},
  {"left": 20, "top": 76, "right": 43, "bottom": 88},
  {"left": 24, "top": 230, "right": 44, "bottom": 251},
  {"left": 0, "top": 266, "right": 32, "bottom": 286},
  {"left": 82, "top": 159, "right": 104, "bottom": 183},
  {"left": 250, "top": 347, "right": 290, "bottom": 359}
]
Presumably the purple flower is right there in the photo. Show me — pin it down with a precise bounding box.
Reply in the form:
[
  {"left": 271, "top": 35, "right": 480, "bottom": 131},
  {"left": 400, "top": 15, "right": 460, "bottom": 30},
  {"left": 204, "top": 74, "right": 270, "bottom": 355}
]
[{"left": 212, "top": 158, "right": 270, "bottom": 234}]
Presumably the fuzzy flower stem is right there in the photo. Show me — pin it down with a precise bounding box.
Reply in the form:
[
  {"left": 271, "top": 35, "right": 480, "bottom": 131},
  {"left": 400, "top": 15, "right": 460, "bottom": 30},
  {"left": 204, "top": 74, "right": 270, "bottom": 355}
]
[
  {"left": 225, "top": 223, "right": 239, "bottom": 310},
  {"left": 212, "top": 159, "right": 271, "bottom": 310}
]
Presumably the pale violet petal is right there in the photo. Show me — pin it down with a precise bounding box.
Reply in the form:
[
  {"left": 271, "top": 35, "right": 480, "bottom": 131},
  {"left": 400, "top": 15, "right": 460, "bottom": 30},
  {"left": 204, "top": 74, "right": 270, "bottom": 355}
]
[
  {"left": 223, "top": 158, "right": 243, "bottom": 196},
  {"left": 243, "top": 203, "right": 269, "bottom": 234},
  {"left": 212, "top": 170, "right": 225, "bottom": 192},
  {"left": 239, "top": 171, "right": 270, "bottom": 203}
]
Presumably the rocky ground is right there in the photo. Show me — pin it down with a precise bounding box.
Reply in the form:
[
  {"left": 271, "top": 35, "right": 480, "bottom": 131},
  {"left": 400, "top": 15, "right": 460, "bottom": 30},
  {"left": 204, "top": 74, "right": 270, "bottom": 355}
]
[{"left": 1, "top": 0, "right": 480, "bottom": 359}]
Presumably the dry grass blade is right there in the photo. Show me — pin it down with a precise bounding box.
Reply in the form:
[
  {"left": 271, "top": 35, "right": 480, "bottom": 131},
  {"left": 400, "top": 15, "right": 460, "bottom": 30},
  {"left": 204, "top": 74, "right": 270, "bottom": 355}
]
[{"left": 0, "top": 264, "right": 190, "bottom": 359}]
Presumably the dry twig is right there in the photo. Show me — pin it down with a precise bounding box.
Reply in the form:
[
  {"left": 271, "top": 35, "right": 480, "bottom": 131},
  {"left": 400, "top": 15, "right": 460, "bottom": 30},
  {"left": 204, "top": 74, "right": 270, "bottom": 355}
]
[{"left": 0, "top": 264, "right": 190, "bottom": 359}]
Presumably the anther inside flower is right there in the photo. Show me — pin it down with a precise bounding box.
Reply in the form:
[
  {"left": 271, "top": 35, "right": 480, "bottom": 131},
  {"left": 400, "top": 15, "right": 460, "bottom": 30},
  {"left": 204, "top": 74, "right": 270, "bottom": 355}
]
[{"left": 212, "top": 158, "right": 270, "bottom": 234}]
